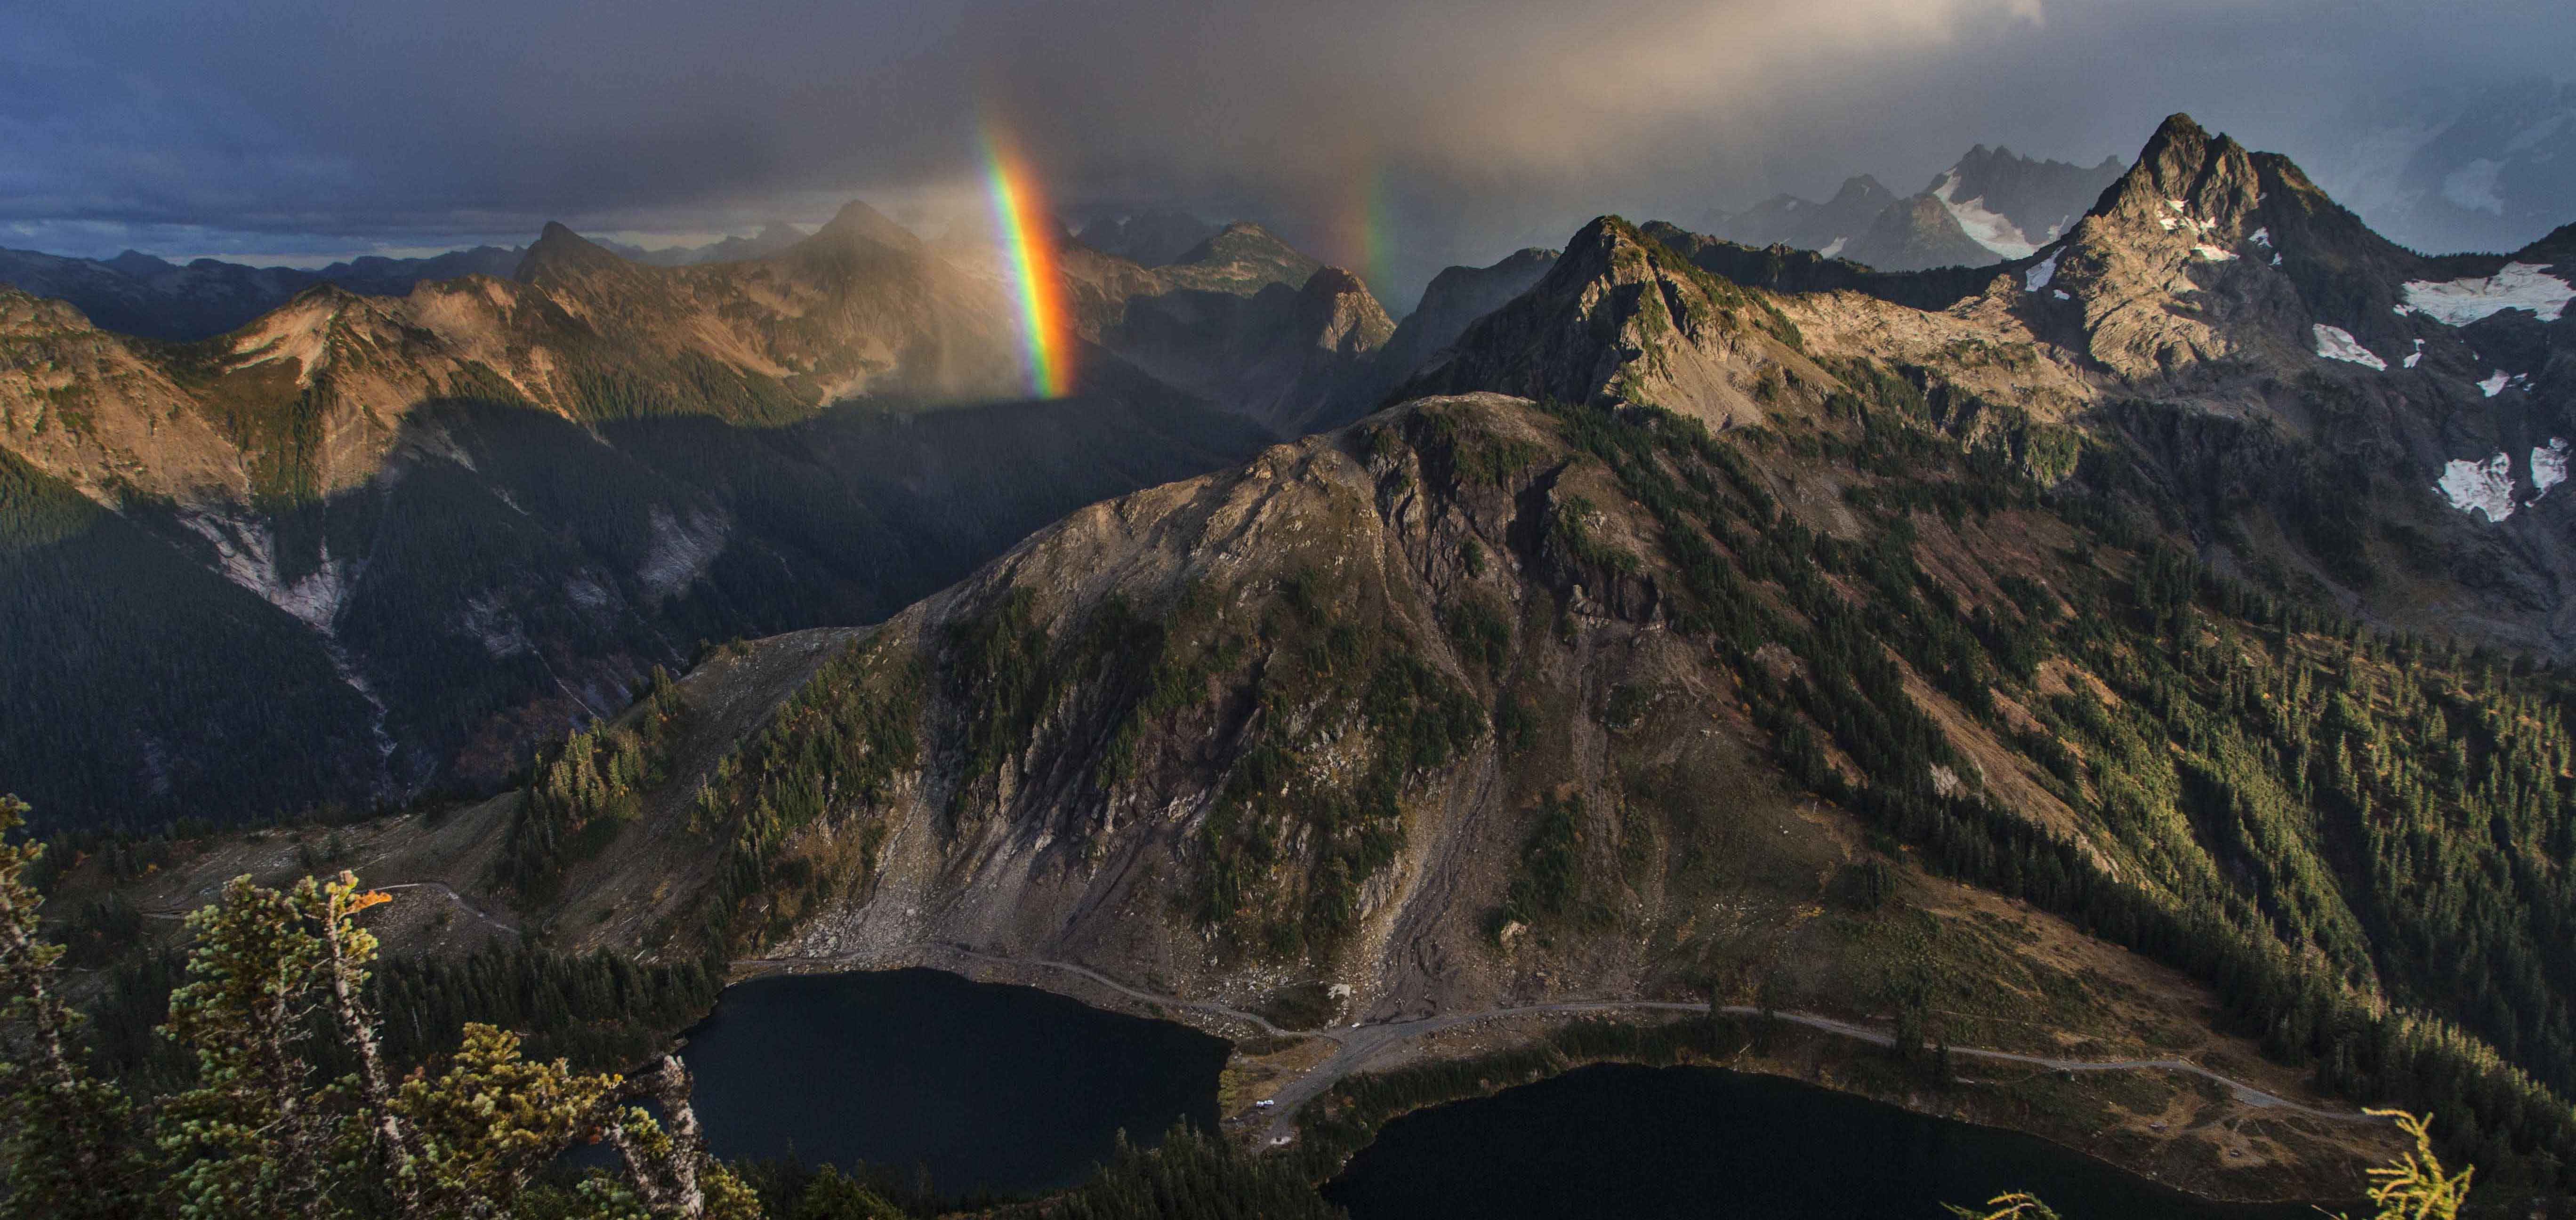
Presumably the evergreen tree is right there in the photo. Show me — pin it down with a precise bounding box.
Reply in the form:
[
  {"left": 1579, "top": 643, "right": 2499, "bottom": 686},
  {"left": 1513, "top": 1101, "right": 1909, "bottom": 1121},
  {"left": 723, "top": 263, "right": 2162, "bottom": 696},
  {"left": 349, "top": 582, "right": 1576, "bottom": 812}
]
[
  {"left": 2, "top": 797, "right": 755, "bottom": 1219},
  {"left": 0, "top": 795, "right": 146, "bottom": 1220},
  {"left": 392, "top": 1024, "right": 620, "bottom": 1218}
]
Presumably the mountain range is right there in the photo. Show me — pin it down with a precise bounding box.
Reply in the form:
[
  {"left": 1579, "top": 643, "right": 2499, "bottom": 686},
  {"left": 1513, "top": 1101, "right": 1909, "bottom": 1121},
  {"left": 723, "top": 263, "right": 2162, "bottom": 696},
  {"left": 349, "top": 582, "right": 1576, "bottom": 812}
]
[
  {"left": 26, "top": 111, "right": 2576, "bottom": 1206},
  {"left": 0, "top": 224, "right": 837, "bottom": 344},
  {"left": 1708, "top": 145, "right": 2127, "bottom": 272},
  {"left": 0, "top": 202, "right": 1442, "bottom": 830}
]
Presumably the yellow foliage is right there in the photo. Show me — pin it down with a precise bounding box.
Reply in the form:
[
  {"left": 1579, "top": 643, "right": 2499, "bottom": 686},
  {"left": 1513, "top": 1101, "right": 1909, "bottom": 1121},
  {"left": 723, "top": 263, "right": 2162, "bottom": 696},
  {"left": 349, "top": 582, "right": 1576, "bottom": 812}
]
[
  {"left": 2347, "top": 1110, "right": 2473, "bottom": 1220},
  {"left": 1945, "top": 1192, "right": 2060, "bottom": 1220}
]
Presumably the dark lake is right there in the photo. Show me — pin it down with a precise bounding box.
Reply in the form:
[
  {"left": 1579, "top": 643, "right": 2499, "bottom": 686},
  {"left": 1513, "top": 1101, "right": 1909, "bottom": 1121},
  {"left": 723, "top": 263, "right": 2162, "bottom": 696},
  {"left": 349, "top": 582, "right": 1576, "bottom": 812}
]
[
  {"left": 674, "top": 967, "right": 1229, "bottom": 1195},
  {"left": 1324, "top": 1062, "right": 2330, "bottom": 1220}
]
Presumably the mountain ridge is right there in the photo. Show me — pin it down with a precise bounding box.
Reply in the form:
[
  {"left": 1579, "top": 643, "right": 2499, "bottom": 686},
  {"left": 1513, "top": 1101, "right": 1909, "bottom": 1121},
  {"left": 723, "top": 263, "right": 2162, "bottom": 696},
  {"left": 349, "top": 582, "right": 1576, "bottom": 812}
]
[
  {"left": 1709, "top": 145, "right": 2127, "bottom": 273},
  {"left": 0, "top": 207, "right": 1393, "bottom": 828}
]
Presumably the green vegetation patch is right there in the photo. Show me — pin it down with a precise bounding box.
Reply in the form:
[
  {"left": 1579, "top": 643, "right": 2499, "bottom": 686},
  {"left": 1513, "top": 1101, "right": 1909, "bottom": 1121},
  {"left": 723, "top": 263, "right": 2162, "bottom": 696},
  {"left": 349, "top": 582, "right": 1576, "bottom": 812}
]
[
  {"left": 687, "top": 635, "right": 924, "bottom": 954},
  {"left": 494, "top": 667, "right": 690, "bottom": 905}
]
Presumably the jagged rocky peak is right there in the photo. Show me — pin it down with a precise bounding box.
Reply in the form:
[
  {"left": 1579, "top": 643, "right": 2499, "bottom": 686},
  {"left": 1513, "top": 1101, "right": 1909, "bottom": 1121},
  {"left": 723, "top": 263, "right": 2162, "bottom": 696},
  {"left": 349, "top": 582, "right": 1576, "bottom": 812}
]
[
  {"left": 1396, "top": 216, "right": 1811, "bottom": 425},
  {"left": 511, "top": 221, "right": 639, "bottom": 287},
  {"left": 2097, "top": 114, "right": 2269, "bottom": 233},
  {"left": 1822, "top": 174, "right": 1895, "bottom": 213},
  {"left": 2069, "top": 112, "right": 2429, "bottom": 308},
  {"left": 2019, "top": 112, "right": 2507, "bottom": 393},
  {"left": 1295, "top": 265, "right": 1396, "bottom": 353}
]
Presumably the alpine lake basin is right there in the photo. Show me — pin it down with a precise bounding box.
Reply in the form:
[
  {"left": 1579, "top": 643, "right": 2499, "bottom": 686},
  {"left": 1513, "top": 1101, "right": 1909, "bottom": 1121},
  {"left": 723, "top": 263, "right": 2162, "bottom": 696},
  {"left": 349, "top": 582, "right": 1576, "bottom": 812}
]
[{"left": 671, "top": 968, "right": 2331, "bottom": 1216}]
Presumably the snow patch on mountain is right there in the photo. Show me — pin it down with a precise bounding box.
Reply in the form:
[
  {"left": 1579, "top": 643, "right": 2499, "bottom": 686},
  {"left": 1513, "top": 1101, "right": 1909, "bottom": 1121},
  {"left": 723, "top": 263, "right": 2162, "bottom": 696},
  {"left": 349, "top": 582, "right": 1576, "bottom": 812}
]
[
  {"left": 2193, "top": 244, "right": 2238, "bottom": 263},
  {"left": 1818, "top": 237, "right": 1847, "bottom": 259},
  {"left": 2313, "top": 325, "right": 2387, "bottom": 370},
  {"left": 2400, "top": 263, "right": 2573, "bottom": 325},
  {"left": 2535, "top": 440, "right": 2569, "bottom": 499},
  {"left": 2436, "top": 454, "right": 2517, "bottom": 522},
  {"left": 2024, "top": 250, "right": 2060, "bottom": 292},
  {"left": 1931, "top": 172, "right": 2040, "bottom": 259},
  {"left": 2481, "top": 371, "right": 2512, "bottom": 397}
]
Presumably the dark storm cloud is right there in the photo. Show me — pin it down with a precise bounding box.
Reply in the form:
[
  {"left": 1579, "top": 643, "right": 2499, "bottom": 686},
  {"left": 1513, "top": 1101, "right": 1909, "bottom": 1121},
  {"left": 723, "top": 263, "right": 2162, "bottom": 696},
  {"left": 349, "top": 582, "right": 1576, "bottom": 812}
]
[{"left": 1, "top": 0, "right": 2568, "bottom": 295}]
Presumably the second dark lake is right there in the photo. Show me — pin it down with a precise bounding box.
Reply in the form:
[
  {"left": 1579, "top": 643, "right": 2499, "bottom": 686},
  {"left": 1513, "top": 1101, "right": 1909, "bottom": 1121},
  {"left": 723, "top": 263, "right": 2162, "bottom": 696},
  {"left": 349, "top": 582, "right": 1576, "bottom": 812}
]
[{"left": 1324, "top": 1062, "right": 2331, "bottom": 1220}]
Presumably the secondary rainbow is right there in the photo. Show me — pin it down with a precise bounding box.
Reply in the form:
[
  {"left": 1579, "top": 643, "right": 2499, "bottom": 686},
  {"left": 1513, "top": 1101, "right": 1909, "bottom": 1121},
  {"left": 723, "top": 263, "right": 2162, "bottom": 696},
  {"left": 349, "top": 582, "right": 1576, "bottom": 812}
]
[
  {"left": 1350, "top": 163, "right": 1395, "bottom": 294},
  {"left": 1321, "top": 160, "right": 1399, "bottom": 301},
  {"left": 981, "top": 120, "right": 1075, "bottom": 399}
]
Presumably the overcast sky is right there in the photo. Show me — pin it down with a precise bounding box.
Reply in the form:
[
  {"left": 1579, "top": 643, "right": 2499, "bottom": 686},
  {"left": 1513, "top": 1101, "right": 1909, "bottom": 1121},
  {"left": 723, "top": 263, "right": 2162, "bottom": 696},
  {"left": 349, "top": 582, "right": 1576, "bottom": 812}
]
[{"left": 2, "top": 0, "right": 2568, "bottom": 303}]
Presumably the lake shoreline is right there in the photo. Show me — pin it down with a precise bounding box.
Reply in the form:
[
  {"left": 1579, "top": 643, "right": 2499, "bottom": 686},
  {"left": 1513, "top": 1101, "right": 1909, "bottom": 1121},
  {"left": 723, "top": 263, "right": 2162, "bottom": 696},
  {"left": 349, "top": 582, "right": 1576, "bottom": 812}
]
[{"left": 711, "top": 953, "right": 2384, "bottom": 1209}]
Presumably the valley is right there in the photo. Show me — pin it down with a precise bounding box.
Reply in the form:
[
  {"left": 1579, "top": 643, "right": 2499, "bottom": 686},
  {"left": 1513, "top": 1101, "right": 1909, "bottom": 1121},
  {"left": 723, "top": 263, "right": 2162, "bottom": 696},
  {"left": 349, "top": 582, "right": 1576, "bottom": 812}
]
[{"left": 10, "top": 101, "right": 2576, "bottom": 1220}]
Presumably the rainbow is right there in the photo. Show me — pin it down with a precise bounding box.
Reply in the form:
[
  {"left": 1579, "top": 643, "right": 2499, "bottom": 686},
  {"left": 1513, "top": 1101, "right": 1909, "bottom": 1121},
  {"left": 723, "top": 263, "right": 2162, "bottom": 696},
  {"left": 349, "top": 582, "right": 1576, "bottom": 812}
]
[
  {"left": 1330, "top": 162, "right": 1398, "bottom": 303},
  {"left": 980, "top": 119, "right": 1075, "bottom": 399}
]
